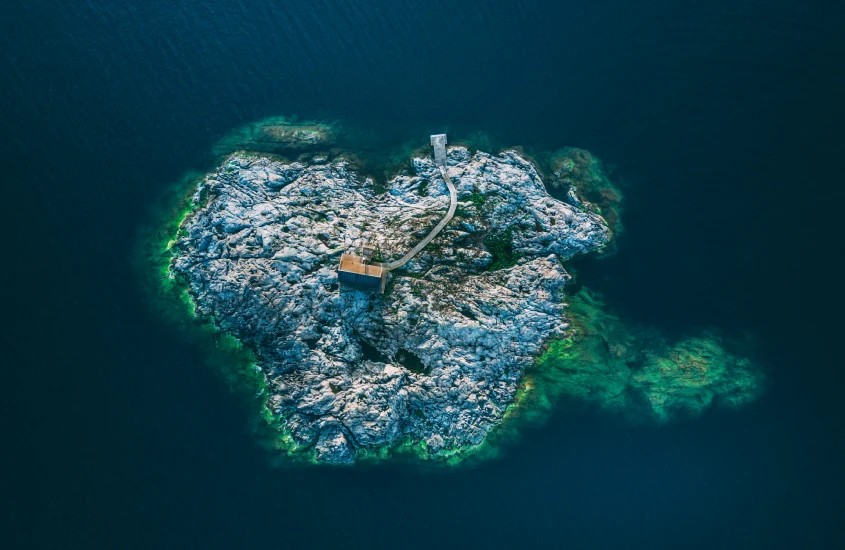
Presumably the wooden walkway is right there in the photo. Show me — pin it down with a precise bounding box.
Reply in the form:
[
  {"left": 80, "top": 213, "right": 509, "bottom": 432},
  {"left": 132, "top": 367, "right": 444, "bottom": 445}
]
[{"left": 386, "top": 163, "right": 457, "bottom": 270}]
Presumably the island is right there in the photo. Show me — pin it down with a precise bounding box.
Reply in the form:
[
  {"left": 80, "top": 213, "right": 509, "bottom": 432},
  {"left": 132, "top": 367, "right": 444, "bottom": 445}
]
[{"left": 148, "top": 119, "right": 762, "bottom": 466}]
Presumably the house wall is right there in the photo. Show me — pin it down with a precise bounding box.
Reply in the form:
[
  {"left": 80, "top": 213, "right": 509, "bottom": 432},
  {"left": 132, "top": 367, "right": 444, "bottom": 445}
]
[{"left": 338, "top": 271, "right": 382, "bottom": 289}]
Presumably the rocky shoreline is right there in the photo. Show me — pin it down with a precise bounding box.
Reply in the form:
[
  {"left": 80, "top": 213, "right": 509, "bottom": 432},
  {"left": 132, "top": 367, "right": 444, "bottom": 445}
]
[{"left": 169, "top": 145, "right": 610, "bottom": 464}]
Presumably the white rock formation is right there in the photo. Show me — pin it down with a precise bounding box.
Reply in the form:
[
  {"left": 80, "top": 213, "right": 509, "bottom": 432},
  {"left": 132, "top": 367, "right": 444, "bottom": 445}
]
[{"left": 171, "top": 146, "right": 609, "bottom": 463}]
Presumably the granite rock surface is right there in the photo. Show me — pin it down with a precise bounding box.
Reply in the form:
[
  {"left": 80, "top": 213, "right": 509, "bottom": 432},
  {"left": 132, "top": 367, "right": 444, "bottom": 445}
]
[{"left": 171, "top": 146, "right": 609, "bottom": 463}]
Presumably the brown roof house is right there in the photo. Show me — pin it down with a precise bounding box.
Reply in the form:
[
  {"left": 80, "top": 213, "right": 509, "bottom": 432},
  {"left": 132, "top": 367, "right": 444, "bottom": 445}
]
[{"left": 337, "top": 243, "right": 387, "bottom": 293}]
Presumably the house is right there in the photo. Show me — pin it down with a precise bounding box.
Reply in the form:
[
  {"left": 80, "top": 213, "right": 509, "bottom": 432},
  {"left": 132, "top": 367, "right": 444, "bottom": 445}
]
[{"left": 337, "top": 252, "right": 387, "bottom": 293}]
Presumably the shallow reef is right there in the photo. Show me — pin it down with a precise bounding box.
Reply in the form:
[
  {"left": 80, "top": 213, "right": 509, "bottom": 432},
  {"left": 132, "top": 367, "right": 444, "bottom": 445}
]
[
  {"left": 211, "top": 116, "right": 341, "bottom": 158},
  {"left": 529, "top": 288, "right": 763, "bottom": 423},
  {"left": 546, "top": 147, "right": 624, "bottom": 239}
]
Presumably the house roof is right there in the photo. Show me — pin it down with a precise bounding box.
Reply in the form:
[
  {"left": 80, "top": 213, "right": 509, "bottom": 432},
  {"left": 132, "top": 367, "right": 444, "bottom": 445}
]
[{"left": 338, "top": 254, "right": 385, "bottom": 279}]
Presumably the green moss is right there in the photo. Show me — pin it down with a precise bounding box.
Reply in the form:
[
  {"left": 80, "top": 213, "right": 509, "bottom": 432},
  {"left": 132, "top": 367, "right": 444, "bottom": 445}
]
[
  {"left": 467, "top": 189, "right": 486, "bottom": 209},
  {"left": 453, "top": 206, "right": 470, "bottom": 218},
  {"left": 484, "top": 228, "right": 522, "bottom": 270}
]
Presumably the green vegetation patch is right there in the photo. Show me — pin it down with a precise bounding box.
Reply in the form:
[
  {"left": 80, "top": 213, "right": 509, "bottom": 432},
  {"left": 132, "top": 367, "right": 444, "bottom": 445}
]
[
  {"left": 467, "top": 189, "right": 486, "bottom": 209},
  {"left": 484, "top": 228, "right": 522, "bottom": 270}
]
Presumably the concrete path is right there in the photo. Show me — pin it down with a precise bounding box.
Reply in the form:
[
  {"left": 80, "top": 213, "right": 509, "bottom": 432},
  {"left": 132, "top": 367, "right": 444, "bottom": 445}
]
[{"left": 386, "top": 165, "right": 457, "bottom": 270}]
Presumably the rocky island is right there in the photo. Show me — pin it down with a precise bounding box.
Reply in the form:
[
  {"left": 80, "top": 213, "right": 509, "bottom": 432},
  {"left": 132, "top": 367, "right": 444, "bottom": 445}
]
[{"left": 150, "top": 119, "right": 762, "bottom": 466}]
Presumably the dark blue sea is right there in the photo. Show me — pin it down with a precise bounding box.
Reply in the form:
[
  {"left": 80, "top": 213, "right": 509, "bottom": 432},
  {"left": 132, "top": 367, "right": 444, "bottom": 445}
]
[{"left": 3, "top": 1, "right": 843, "bottom": 548}]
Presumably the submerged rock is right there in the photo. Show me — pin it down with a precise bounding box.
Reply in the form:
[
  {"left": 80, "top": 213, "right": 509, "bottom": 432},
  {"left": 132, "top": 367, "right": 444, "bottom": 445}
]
[
  {"left": 532, "top": 289, "right": 763, "bottom": 423},
  {"left": 170, "top": 146, "right": 610, "bottom": 463},
  {"left": 211, "top": 116, "right": 340, "bottom": 158},
  {"left": 546, "top": 146, "right": 623, "bottom": 236}
]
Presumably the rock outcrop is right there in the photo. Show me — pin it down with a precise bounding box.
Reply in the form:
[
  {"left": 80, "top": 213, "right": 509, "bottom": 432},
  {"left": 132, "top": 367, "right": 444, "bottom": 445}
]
[{"left": 170, "top": 146, "right": 609, "bottom": 463}]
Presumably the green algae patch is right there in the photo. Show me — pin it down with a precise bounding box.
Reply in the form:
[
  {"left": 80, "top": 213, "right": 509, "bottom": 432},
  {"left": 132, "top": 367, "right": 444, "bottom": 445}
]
[
  {"left": 133, "top": 164, "right": 335, "bottom": 469},
  {"left": 529, "top": 289, "right": 763, "bottom": 424},
  {"left": 484, "top": 227, "right": 522, "bottom": 271},
  {"left": 133, "top": 167, "right": 284, "bottom": 449}
]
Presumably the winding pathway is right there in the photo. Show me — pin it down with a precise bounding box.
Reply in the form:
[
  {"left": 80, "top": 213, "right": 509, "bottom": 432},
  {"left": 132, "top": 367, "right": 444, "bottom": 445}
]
[{"left": 386, "top": 165, "right": 457, "bottom": 270}]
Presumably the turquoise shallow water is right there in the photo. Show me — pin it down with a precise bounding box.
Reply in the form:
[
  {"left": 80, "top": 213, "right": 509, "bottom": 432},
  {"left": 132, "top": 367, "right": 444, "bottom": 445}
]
[{"left": 2, "top": 1, "right": 842, "bottom": 548}]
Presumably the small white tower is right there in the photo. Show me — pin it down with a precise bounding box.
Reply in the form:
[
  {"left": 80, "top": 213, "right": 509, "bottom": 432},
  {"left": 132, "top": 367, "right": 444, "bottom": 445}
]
[{"left": 430, "top": 134, "right": 447, "bottom": 167}]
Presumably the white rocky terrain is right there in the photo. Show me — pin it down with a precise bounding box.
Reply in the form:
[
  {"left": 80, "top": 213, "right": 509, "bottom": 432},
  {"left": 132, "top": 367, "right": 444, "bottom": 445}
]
[{"left": 170, "top": 146, "right": 610, "bottom": 463}]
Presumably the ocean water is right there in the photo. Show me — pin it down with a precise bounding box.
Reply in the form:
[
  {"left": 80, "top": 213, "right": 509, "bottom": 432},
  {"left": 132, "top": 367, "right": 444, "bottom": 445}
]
[{"left": 2, "top": 1, "right": 843, "bottom": 548}]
